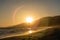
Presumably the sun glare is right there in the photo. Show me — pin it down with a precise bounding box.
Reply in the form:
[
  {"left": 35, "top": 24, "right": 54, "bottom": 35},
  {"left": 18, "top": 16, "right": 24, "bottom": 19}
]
[
  {"left": 25, "top": 17, "right": 33, "bottom": 23},
  {"left": 28, "top": 30, "right": 33, "bottom": 33}
]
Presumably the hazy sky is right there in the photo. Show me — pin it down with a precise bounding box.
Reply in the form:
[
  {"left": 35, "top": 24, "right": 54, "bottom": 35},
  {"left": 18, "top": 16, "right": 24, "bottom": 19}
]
[{"left": 0, "top": 0, "right": 60, "bottom": 27}]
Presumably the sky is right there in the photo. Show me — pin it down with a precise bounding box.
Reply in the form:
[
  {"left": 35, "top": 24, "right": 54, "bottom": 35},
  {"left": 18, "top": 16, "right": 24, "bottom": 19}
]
[{"left": 0, "top": 0, "right": 60, "bottom": 27}]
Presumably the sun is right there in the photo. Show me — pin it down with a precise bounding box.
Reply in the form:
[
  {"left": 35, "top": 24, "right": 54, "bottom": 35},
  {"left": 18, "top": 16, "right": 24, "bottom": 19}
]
[
  {"left": 25, "top": 16, "right": 33, "bottom": 23},
  {"left": 28, "top": 30, "right": 33, "bottom": 33}
]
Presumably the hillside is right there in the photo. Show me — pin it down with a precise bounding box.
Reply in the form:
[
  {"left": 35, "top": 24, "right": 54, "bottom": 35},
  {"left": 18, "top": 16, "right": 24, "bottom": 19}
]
[{"left": 0, "top": 15, "right": 60, "bottom": 40}]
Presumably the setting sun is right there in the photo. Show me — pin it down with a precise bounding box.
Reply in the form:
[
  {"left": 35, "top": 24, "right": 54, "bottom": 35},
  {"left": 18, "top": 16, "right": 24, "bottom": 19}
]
[
  {"left": 25, "top": 17, "right": 33, "bottom": 23},
  {"left": 28, "top": 30, "right": 33, "bottom": 33}
]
